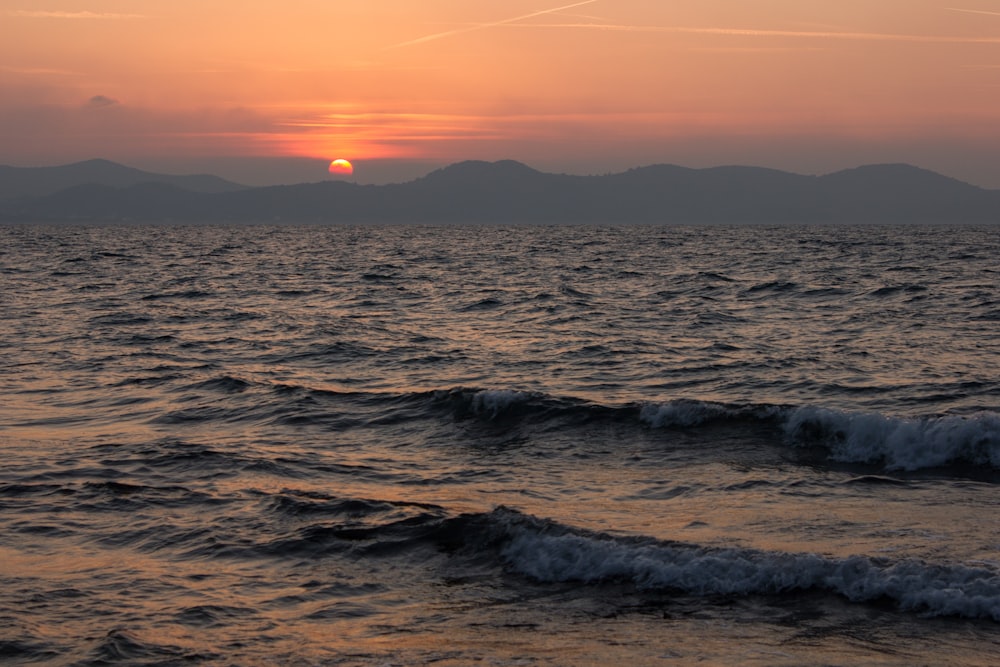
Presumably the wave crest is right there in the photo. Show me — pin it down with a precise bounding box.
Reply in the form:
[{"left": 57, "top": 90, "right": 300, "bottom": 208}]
[
  {"left": 784, "top": 407, "right": 1000, "bottom": 470},
  {"left": 639, "top": 399, "right": 782, "bottom": 427},
  {"left": 487, "top": 509, "right": 1000, "bottom": 620}
]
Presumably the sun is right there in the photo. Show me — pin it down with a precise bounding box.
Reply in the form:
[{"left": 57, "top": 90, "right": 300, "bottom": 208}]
[{"left": 328, "top": 159, "right": 354, "bottom": 177}]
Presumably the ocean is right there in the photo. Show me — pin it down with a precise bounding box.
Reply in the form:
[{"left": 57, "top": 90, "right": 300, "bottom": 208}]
[{"left": 1, "top": 222, "right": 998, "bottom": 665}]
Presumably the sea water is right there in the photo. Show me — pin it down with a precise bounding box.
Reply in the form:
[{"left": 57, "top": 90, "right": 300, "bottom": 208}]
[{"left": 1, "top": 223, "right": 998, "bottom": 665}]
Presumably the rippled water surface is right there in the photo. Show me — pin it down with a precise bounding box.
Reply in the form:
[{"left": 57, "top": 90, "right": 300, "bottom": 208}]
[{"left": 1, "top": 223, "right": 999, "bottom": 665}]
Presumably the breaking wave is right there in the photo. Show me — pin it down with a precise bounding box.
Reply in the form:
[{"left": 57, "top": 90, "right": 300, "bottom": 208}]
[
  {"left": 427, "top": 388, "right": 1000, "bottom": 472},
  {"left": 168, "top": 380, "right": 1000, "bottom": 473},
  {"left": 783, "top": 406, "right": 1000, "bottom": 470},
  {"left": 474, "top": 508, "right": 1000, "bottom": 621}
]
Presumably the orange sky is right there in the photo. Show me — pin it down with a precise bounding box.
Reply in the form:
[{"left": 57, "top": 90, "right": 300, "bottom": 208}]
[{"left": 3, "top": 0, "right": 1000, "bottom": 185}]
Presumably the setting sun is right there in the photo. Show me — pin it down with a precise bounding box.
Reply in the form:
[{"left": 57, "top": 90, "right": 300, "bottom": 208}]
[{"left": 328, "top": 159, "right": 354, "bottom": 177}]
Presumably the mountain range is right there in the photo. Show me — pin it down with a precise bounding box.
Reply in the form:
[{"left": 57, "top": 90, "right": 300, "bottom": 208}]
[
  {"left": 0, "top": 159, "right": 244, "bottom": 200},
  {"left": 1, "top": 158, "right": 998, "bottom": 223}
]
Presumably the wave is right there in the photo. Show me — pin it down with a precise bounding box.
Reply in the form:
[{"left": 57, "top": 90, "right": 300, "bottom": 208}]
[
  {"left": 783, "top": 406, "right": 1000, "bottom": 471},
  {"left": 432, "top": 388, "right": 1000, "bottom": 472},
  {"left": 245, "top": 502, "right": 1000, "bottom": 622},
  {"left": 475, "top": 508, "right": 1000, "bottom": 621},
  {"left": 88, "top": 629, "right": 215, "bottom": 665},
  {"left": 86, "top": 482, "right": 996, "bottom": 621},
  {"left": 638, "top": 398, "right": 783, "bottom": 427},
  {"left": 144, "top": 377, "right": 1000, "bottom": 472}
]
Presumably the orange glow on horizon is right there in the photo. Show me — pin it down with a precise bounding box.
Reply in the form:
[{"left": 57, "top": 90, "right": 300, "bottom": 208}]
[{"left": 4, "top": 1, "right": 1000, "bottom": 186}]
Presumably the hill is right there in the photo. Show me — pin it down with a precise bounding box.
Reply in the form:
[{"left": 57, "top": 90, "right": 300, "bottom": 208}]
[
  {"left": 0, "top": 159, "right": 246, "bottom": 200},
  {"left": 1, "top": 159, "right": 998, "bottom": 223}
]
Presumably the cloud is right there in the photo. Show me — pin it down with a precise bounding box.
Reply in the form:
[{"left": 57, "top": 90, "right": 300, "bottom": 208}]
[
  {"left": 386, "top": 0, "right": 599, "bottom": 49},
  {"left": 946, "top": 8, "right": 1000, "bottom": 18},
  {"left": 7, "top": 10, "right": 144, "bottom": 20},
  {"left": 0, "top": 101, "right": 281, "bottom": 164},
  {"left": 505, "top": 22, "right": 1000, "bottom": 44},
  {"left": 0, "top": 65, "right": 79, "bottom": 77},
  {"left": 87, "top": 95, "right": 119, "bottom": 108}
]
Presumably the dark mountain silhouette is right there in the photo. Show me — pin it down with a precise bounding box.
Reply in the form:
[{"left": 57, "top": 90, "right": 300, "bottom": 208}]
[
  {"left": 1, "top": 159, "right": 998, "bottom": 223},
  {"left": 0, "top": 158, "right": 245, "bottom": 200}
]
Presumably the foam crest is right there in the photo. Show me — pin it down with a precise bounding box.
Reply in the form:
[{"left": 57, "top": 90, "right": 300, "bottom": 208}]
[
  {"left": 785, "top": 407, "right": 1000, "bottom": 470},
  {"left": 468, "top": 389, "right": 536, "bottom": 418},
  {"left": 639, "top": 399, "right": 734, "bottom": 427},
  {"left": 639, "top": 399, "right": 782, "bottom": 428},
  {"left": 493, "top": 511, "right": 1000, "bottom": 620}
]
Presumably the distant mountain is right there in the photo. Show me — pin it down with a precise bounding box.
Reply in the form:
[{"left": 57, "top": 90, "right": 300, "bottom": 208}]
[
  {"left": 0, "top": 159, "right": 245, "bottom": 200},
  {"left": 1, "top": 159, "right": 998, "bottom": 223}
]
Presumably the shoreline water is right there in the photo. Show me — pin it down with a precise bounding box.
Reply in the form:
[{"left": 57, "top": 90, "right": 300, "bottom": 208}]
[{"left": 2, "top": 223, "right": 998, "bottom": 664}]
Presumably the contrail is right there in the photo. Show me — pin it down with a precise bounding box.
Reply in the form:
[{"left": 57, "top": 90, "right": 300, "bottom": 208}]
[
  {"left": 945, "top": 7, "right": 1000, "bottom": 18},
  {"left": 505, "top": 22, "right": 1000, "bottom": 44},
  {"left": 386, "top": 0, "right": 599, "bottom": 50},
  {"left": 7, "top": 10, "right": 145, "bottom": 19}
]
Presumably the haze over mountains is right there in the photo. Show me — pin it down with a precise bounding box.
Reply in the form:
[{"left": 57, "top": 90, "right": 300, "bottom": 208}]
[
  {"left": 1, "top": 158, "right": 998, "bottom": 223},
  {"left": 0, "top": 159, "right": 245, "bottom": 200}
]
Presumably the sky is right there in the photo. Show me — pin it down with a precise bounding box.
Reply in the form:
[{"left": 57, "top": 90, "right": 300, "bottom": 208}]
[{"left": 3, "top": 0, "right": 1000, "bottom": 186}]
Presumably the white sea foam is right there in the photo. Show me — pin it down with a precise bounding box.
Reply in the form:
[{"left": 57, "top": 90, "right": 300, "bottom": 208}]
[
  {"left": 639, "top": 400, "right": 735, "bottom": 427},
  {"left": 784, "top": 407, "right": 1000, "bottom": 470},
  {"left": 496, "top": 512, "right": 1000, "bottom": 620},
  {"left": 639, "top": 399, "right": 783, "bottom": 428},
  {"left": 469, "top": 389, "right": 535, "bottom": 418},
  {"left": 640, "top": 398, "right": 1000, "bottom": 471}
]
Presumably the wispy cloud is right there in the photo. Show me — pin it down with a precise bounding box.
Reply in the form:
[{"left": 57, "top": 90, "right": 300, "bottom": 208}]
[
  {"left": 506, "top": 22, "right": 1000, "bottom": 44},
  {"left": 8, "top": 10, "right": 144, "bottom": 20},
  {"left": 945, "top": 7, "right": 1000, "bottom": 18},
  {"left": 86, "top": 95, "right": 119, "bottom": 108},
  {"left": 0, "top": 65, "right": 80, "bottom": 76},
  {"left": 277, "top": 109, "right": 720, "bottom": 145},
  {"left": 386, "top": 0, "right": 599, "bottom": 49}
]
